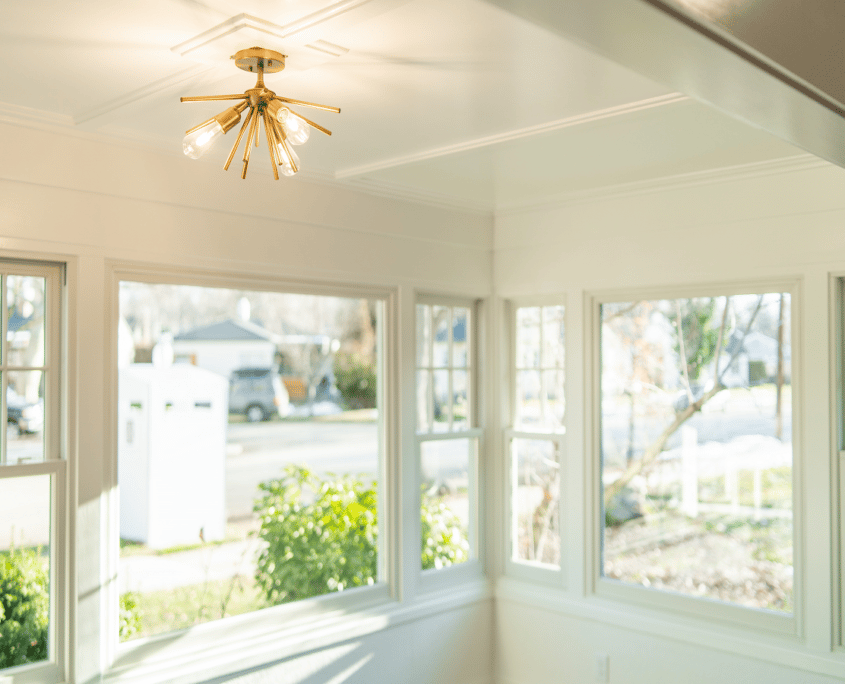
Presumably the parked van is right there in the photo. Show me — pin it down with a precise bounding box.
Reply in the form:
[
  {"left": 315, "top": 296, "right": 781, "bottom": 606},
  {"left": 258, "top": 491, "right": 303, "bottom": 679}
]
[{"left": 229, "top": 367, "right": 290, "bottom": 422}]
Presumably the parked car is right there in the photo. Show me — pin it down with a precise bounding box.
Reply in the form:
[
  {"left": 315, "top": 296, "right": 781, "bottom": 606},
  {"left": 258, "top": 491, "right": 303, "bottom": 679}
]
[
  {"left": 7, "top": 387, "right": 44, "bottom": 434},
  {"left": 228, "top": 367, "right": 290, "bottom": 422}
]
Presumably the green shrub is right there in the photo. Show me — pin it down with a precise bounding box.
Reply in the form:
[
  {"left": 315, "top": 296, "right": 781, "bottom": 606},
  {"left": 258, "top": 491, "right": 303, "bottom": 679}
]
[
  {"left": 421, "top": 497, "right": 469, "bottom": 570},
  {"left": 333, "top": 354, "right": 377, "bottom": 409},
  {"left": 0, "top": 548, "right": 48, "bottom": 668},
  {"left": 119, "top": 592, "right": 142, "bottom": 641},
  {"left": 254, "top": 466, "right": 378, "bottom": 605},
  {"left": 254, "top": 467, "right": 468, "bottom": 606}
]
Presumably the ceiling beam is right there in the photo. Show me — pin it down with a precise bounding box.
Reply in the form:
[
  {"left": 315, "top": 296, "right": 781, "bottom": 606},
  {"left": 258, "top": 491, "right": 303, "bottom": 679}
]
[{"left": 479, "top": 0, "right": 845, "bottom": 170}]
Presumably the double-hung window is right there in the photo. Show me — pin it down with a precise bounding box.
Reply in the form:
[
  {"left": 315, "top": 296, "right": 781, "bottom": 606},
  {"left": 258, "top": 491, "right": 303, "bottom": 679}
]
[
  {"left": 415, "top": 298, "right": 479, "bottom": 576},
  {"left": 0, "top": 262, "right": 64, "bottom": 682},
  {"left": 506, "top": 302, "right": 565, "bottom": 577},
  {"left": 595, "top": 287, "right": 795, "bottom": 629}
]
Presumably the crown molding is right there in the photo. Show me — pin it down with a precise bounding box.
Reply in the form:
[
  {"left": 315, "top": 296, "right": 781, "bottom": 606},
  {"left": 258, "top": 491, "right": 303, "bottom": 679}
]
[
  {"left": 495, "top": 153, "right": 830, "bottom": 217},
  {"left": 73, "top": 65, "right": 215, "bottom": 126},
  {"left": 337, "top": 176, "right": 493, "bottom": 216},
  {"left": 335, "top": 93, "right": 690, "bottom": 179}
]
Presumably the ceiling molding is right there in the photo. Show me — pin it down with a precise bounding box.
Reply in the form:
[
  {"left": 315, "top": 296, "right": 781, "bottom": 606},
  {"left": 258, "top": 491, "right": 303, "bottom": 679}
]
[
  {"left": 338, "top": 176, "right": 493, "bottom": 215},
  {"left": 73, "top": 64, "right": 215, "bottom": 126},
  {"left": 0, "top": 102, "right": 74, "bottom": 129},
  {"left": 495, "top": 153, "right": 829, "bottom": 217},
  {"left": 334, "top": 93, "right": 689, "bottom": 179}
]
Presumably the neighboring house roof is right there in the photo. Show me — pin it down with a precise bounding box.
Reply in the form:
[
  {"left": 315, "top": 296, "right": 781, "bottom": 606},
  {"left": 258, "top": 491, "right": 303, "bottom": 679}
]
[{"left": 174, "top": 319, "right": 278, "bottom": 343}]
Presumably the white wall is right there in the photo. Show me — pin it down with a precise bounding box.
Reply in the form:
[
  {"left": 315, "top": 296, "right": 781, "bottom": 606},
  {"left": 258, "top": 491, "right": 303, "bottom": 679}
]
[
  {"left": 493, "top": 158, "right": 845, "bottom": 683},
  {"left": 0, "top": 120, "right": 494, "bottom": 684}
]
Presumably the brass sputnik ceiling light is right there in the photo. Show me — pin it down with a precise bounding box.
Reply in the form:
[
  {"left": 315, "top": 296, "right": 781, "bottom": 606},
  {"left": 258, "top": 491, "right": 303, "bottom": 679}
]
[{"left": 180, "top": 47, "right": 340, "bottom": 179}]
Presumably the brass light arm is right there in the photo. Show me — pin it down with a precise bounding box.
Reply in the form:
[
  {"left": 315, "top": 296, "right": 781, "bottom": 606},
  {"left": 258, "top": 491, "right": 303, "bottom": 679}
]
[
  {"left": 288, "top": 110, "right": 332, "bottom": 137},
  {"left": 267, "top": 119, "right": 285, "bottom": 167},
  {"left": 242, "top": 105, "right": 261, "bottom": 178},
  {"left": 278, "top": 131, "right": 299, "bottom": 174},
  {"left": 180, "top": 95, "right": 250, "bottom": 102},
  {"left": 185, "top": 117, "right": 216, "bottom": 136},
  {"left": 273, "top": 96, "right": 340, "bottom": 113},
  {"left": 262, "top": 110, "right": 280, "bottom": 180},
  {"left": 224, "top": 107, "right": 255, "bottom": 171}
]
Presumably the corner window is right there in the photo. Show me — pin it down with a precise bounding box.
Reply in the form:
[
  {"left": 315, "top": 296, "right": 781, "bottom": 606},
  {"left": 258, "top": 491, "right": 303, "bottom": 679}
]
[
  {"left": 508, "top": 304, "right": 565, "bottom": 571},
  {"left": 599, "top": 291, "right": 794, "bottom": 616},
  {"left": 416, "top": 300, "right": 479, "bottom": 571},
  {"left": 0, "top": 263, "right": 64, "bottom": 681},
  {"left": 117, "top": 280, "right": 385, "bottom": 643}
]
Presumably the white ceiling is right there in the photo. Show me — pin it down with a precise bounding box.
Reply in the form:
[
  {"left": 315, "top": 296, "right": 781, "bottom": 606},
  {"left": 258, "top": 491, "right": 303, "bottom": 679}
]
[{"left": 0, "top": 0, "right": 808, "bottom": 212}]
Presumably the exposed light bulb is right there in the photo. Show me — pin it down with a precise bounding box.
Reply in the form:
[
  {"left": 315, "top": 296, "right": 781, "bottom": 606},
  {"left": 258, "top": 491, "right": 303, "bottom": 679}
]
[
  {"left": 276, "top": 141, "right": 301, "bottom": 176},
  {"left": 278, "top": 107, "right": 310, "bottom": 145},
  {"left": 183, "top": 121, "right": 224, "bottom": 159}
]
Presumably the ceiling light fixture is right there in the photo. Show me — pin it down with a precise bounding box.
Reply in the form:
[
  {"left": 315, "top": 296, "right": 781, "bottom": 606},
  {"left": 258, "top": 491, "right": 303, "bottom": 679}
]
[{"left": 180, "top": 47, "right": 340, "bottom": 179}]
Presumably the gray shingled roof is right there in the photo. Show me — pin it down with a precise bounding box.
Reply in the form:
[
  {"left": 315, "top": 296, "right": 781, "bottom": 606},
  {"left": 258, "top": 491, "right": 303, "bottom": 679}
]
[{"left": 174, "top": 319, "right": 277, "bottom": 342}]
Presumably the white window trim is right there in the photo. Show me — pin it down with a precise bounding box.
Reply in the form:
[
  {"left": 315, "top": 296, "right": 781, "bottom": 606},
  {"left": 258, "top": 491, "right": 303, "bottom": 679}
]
[
  {"left": 504, "top": 297, "right": 567, "bottom": 585},
  {"left": 0, "top": 260, "right": 66, "bottom": 684},
  {"left": 587, "top": 280, "right": 803, "bottom": 637},
  {"left": 414, "top": 294, "right": 483, "bottom": 588},
  {"left": 97, "top": 262, "right": 408, "bottom": 684}
]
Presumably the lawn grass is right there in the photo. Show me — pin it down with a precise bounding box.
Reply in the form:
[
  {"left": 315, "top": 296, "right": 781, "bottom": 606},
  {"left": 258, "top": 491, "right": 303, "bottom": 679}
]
[{"left": 121, "top": 575, "right": 266, "bottom": 641}]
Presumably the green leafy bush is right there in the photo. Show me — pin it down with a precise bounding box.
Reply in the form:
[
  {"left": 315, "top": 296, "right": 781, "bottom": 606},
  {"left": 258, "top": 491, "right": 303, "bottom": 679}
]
[
  {"left": 254, "top": 467, "right": 469, "bottom": 606},
  {"left": 0, "top": 548, "right": 48, "bottom": 668},
  {"left": 333, "top": 354, "right": 377, "bottom": 409},
  {"left": 254, "top": 466, "right": 378, "bottom": 605},
  {"left": 119, "top": 592, "right": 142, "bottom": 642},
  {"left": 421, "top": 497, "right": 469, "bottom": 570}
]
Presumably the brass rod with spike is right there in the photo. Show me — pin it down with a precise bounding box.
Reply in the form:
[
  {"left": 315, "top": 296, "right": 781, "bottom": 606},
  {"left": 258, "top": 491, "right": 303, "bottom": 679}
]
[
  {"left": 224, "top": 107, "right": 255, "bottom": 171},
  {"left": 289, "top": 110, "right": 332, "bottom": 137},
  {"left": 242, "top": 105, "right": 261, "bottom": 178},
  {"left": 273, "top": 96, "right": 340, "bottom": 113},
  {"left": 268, "top": 119, "right": 284, "bottom": 167},
  {"left": 185, "top": 117, "right": 217, "bottom": 136},
  {"left": 278, "top": 133, "right": 298, "bottom": 174},
  {"left": 262, "top": 110, "right": 280, "bottom": 180},
  {"left": 180, "top": 95, "right": 249, "bottom": 102}
]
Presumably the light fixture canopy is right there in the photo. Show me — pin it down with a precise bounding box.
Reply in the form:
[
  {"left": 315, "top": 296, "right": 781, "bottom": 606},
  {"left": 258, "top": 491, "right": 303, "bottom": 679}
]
[{"left": 180, "top": 47, "right": 340, "bottom": 179}]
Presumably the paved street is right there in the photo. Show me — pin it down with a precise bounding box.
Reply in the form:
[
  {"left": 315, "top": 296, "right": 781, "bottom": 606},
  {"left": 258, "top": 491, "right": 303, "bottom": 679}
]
[{"left": 225, "top": 419, "right": 379, "bottom": 519}]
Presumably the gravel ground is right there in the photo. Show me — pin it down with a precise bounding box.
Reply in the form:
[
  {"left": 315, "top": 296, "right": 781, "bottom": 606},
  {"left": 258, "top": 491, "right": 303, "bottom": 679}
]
[{"left": 604, "top": 513, "right": 793, "bottom": 612}]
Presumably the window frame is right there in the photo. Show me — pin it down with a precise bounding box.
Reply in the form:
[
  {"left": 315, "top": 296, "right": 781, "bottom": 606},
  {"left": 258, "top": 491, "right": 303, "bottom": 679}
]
[
  {"left": 0, "top": 260, "right": 66, "bottom": 684},
  {"left": 588, "top": 281, "right": 802, "bottom": 636},
  {"left": 101, "top": 263, "right": 399, "bottom": 682},
  {"left": 505, "top": 297, "right": 567, "bottom": 586},
  {"left": 415, "top": 294, "right": 482, "bottom": 589}
]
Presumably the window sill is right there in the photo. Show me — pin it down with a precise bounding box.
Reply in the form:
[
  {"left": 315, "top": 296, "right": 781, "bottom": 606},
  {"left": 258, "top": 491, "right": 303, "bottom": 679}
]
[
  {"left": 105, "top": 578, "right": 492, "bottom": 684},
  {"left": 496, "top": 577, "right": 844, "bottom": 680}
]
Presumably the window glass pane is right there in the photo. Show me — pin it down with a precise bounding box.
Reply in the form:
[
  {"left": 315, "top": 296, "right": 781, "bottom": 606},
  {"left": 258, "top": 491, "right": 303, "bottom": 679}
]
[
  {"left": 513, "top": 438, "right": 560, "bottom": 566},
  {"left": 452, "top": 308, "right": 469, "bottom": 368},
  {"left": 417, "top": 370, "right": 431, "bottom": 432},
  {"left": 118, "top": 283, "right": 381, "bottom": 640},
  {"left": 543, "top": 369, "right": 565, "bottom": 430},
  {"left": 6, "top": 276, "right": 46, "bottom": 368},
  {"left": 515, "top": 369, "right": 542, "bottom": 427},
  {"left": 542, "top": 306, "right": 565, "bottom": 368},
  {"left": 0, "top": 474, "right": 51, "bottom": 668},
  {"left": 516, "top": 307, "right": 540, "bottom": 368},
  {"left": 432, "top": 306, "right": 450, "bottom": 368},
  {"left": 6, "top": 370, "right": 45, "bottom": 465},
  {"left": 416, "top": 305, "right": 430, "bottom": 368},
  {"left": 432, "top": 369, "right": 450, "bottom": 432},
  {"left": 421, "top": 439, "right": 471, "bottom": 569},
  {"left": 601, "top": 293, "right": 792, "bottom": 612},
  {"left": 452, "top": 370, "right": 468, "bottom": 431}
]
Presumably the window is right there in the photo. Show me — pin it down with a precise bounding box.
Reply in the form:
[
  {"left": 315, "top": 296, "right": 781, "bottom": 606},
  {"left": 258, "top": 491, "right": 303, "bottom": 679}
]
[
  {"left": 116, "top": 280, "right": 385, "bottom": 644},
  {"left": 508, "top": 304, "right": 565, "bottom": 571},
  {"left": 416, "top": 300, "right": 479, "bottom": 571},
  {"left": 0, "top": 262, "right": 64, "bottom": 680},
  {"left": 598, "top": 290, "right": 794, "bottom": 619}
]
